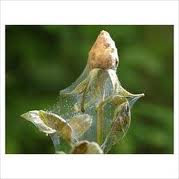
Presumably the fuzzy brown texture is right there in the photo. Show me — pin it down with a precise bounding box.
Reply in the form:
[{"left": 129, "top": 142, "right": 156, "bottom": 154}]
[
  {"left": 88, "top": 30, "right": 119, "bottom": 70},
  {"left": 72, "top": 141, "right": 88, "bottom": 154}
]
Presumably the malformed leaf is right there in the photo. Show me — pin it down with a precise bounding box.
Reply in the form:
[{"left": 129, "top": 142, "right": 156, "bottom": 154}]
[
  {"left": 21, "top": 110, "right": 72, "bottom": 142},
  {"left": 102, "top": 102, "right": 131, "bottom": 153},
  {"left": 69, "top": 114, "right": 92, "bottom": 139},
  {"left": 21, "top": 110, "right": 56, "bottom": 134},
  {"left": 39, "top": 110, "right": 72, "bottom": 142}
]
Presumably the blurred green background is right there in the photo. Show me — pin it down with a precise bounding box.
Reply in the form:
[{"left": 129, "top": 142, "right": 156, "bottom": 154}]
[{"left": 6, "top": 25, "right": 173, "bottom": 154}]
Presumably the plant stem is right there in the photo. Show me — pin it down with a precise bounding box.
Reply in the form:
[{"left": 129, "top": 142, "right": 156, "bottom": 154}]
[
  {"left": 97, "top": 104, "right": 104, "bottom": 145},
  {"left": 96, "top": 86, "right": 105, "bottom": 145}
]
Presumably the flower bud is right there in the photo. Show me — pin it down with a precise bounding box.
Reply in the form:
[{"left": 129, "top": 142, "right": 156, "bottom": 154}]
[{"left": 88, "top": 30, "right": 119, "bottom": 70}]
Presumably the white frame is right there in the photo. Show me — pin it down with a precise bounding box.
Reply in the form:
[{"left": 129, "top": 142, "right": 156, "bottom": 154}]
[{"left": 0, "top": 1, "right": 178, "bottom": 179}]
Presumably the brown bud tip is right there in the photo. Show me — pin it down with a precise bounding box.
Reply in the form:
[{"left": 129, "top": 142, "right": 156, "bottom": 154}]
[{"left": 88, "top": 30, "right": 119, "bottom": 70}]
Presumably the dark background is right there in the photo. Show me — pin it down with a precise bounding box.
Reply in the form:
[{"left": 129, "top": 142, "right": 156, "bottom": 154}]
[{"left": 6, "top": 25, "right": 173, "bottom": 154}]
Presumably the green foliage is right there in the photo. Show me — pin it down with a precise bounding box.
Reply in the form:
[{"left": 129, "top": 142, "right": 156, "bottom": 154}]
[{"left": 6, "top": 25, "right": 173, "bottom": 154}]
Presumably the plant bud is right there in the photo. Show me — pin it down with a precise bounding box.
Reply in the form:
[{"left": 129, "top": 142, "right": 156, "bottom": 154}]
[{"left": 88, "top": 30, "right": 119, "bottom": 70}]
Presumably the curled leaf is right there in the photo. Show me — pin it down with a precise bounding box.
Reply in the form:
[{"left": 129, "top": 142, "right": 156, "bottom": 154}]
[
  {"left": 72, "top": 140, "right": 103, "bottom": 154},
  {"left": 21, "top": 110, "right": 72, "bottom": 142},
  {"left": 21, "top": 110, "right": 56, "bottom": 134},
  {"left": 102, "top": 102, "right": 131, "bottom": 153},
  {"left": 69, "top": 114, "right": 92, "bottom": 140},
  {"left": 39, "top": 110, "right": 72, "bottom": 142},
  {"left": 117, "top": 85, "right": 144, "bottom": 107}
]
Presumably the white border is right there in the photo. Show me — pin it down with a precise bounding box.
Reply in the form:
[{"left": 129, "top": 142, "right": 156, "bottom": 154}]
[
  {"left": 1, "top": 1, "right": 178, "bottom": 25},
  {"left": 0, "top": 1, "right": 178, "bottom": 179}
]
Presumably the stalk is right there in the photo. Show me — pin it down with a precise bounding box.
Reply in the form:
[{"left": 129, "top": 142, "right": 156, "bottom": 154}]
[
  {"left": 96, "top": 85, "right": 105, "bottom": 145},
  {"left": 97, "top": 104, "right": 104, "bottom": 145}
]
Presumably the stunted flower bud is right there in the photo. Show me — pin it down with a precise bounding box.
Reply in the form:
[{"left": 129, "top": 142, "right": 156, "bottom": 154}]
[{"left": 88, "top": 30, "right": 119, "bottom": 70}]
